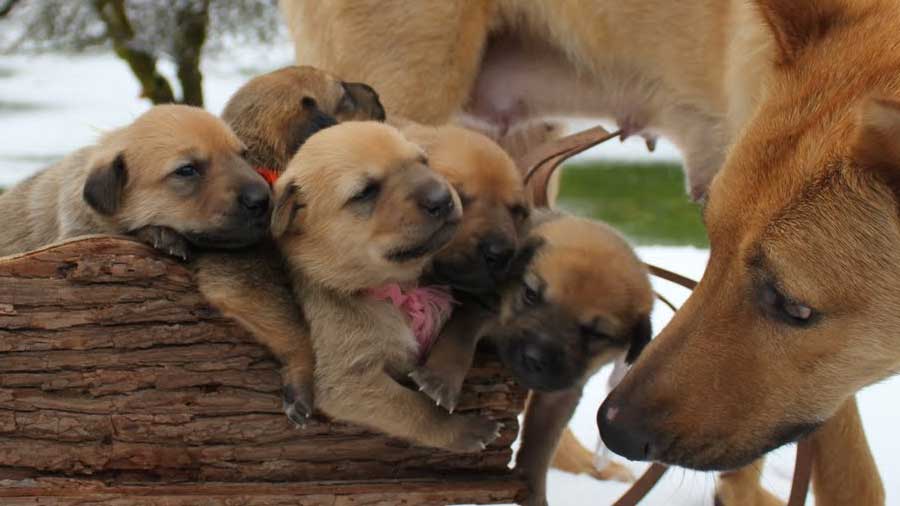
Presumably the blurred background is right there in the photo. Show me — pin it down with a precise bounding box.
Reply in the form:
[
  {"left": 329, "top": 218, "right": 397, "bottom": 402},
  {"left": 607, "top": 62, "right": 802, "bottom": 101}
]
[{"left": 0, "top": 2, "right": 896, "bottom": 504}]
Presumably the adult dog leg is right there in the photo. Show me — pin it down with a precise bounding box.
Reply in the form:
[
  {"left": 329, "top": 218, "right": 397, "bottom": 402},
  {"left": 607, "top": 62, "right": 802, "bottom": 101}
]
[
  {"left": 715, "top": 460, "right": 782, "bottom": 506},
  {"left": 552, "top": 426, "right": 634, "bottom": 483}
]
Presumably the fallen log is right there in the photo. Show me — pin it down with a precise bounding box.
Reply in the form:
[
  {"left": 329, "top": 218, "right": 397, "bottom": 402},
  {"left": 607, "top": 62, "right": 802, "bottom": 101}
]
[{"left": 0, "top": 236, "right": 529, "bottom": 505}]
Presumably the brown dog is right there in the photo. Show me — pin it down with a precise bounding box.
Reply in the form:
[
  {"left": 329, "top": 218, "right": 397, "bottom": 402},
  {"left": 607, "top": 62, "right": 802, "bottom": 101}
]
[
  {"left": 595, "top": 0, "right": 898, "bottom": 501},
  {"left": 271, "top": 121, "right": 506, "bottom": 451},
  {"left": 0, "top": 104, "right": 269, "bottom": 258},
  {"left": 195, "top": 66, "right": 386, "bottom": 423},
  {"left": 487, "top": 210, "right": 653, "bottom": 506}
]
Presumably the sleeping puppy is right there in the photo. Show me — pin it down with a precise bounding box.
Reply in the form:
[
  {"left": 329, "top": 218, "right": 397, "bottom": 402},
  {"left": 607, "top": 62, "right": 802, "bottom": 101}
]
[
  {"left": 195, "top": 66, "right": 386, "bottom": 424},
  {"left": 0, "top": 104, "right": 269, "bottom": 258},
  {"left": 271, "top": 121, "right": 501, "bottom": 451},
  {"left": 493, "top": 210, "right": 654, "bottom": 506}
]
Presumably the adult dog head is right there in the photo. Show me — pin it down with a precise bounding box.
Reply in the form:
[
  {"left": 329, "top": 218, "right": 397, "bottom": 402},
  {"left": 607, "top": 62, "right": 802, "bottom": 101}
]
[{"left": 601, "top": 0, "right": 900, "bottom": 470}]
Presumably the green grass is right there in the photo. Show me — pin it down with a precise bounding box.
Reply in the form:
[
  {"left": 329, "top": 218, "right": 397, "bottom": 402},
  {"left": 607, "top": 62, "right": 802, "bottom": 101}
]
[{"left": 556, "top": 161, "right": 708, "bottom": 247}]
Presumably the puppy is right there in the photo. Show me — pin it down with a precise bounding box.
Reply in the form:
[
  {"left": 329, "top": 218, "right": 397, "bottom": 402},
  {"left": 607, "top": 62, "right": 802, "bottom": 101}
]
[
  {"left": 271, "top": 121, "right": 501, "bottom": 451},
  {"left": 195, "top": 65, "right": 386, "bottom": 423},
  {"left": 0, "top": 104, "right": 269, "bottom": 258}
]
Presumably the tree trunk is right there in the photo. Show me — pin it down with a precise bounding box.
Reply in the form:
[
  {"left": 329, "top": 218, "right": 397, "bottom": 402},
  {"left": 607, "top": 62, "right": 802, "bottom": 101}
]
[
  {"left": 0, "top": 237, "right": 528, "bottom": 505},
  {"left": 172, "top": 0, "right": 209, "bottom": 107},
  {"left": 93, "top": 0, "right": 177, "bottom": 105}
]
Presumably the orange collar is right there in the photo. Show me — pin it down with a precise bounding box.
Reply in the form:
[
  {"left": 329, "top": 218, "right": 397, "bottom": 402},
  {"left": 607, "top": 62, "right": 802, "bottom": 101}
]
[{"left": 255, "top": 167, "right": 279, "bottom": 186}]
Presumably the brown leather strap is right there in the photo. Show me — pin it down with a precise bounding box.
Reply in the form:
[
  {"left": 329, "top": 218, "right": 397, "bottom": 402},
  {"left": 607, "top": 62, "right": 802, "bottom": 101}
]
[
  {"left": 520, "top": 124, "right": 814, "bottom": 505},
  {"left": 611, "top": 463, "right": 668, "bottom": 506}
]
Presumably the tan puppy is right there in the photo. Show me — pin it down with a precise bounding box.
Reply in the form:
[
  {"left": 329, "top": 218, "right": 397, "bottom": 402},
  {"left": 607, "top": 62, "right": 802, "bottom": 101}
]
[
  {"left": 594, "top": 1, "right": 897, "bottom": 503},
  {"left": 272, "top": 121, "right": 502, "bottom": 451},
  {"left": 489, "top": 210, "right": 653, "bottom": 506},
  {"left": 0, "top": 104, "right": 268, "bottom": 258},
  {"left": 195, "top": 66, "right": 386, "bottom": 423}
]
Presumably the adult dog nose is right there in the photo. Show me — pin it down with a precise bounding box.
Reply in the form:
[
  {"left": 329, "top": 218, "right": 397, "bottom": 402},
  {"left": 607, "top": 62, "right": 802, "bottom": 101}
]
[
  {"left": 597, "top": 397, "right": 655, "bottom": 461},
  {"left": 238, "top": 184, "right": 271, "bottom": 218},
  {"left": 479, "top": 235, "right": 514, "bottom": 272},
  {"left": 415, "top": 181, "right": 455, "bottom": 219}
]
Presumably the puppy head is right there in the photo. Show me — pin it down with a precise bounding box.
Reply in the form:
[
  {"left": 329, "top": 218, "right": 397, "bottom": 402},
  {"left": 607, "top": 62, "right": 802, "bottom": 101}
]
[
  {"left": 486, "top": 211, "right": 654, "bottom": 391},
  {"left": 600, "top": 1, "right": 900, "bottom": 471},
  {"left": 403, "top": 124, "right": 529, "bottom": 293},
  {"left": 222, "top": 65, "right": 385, "bottom": 172},
  {"left": 272, "top": 122, "right": 462, "bottom": 292},
  {"left": 83, "top": 104, "right": 270, "bottom": 248}
]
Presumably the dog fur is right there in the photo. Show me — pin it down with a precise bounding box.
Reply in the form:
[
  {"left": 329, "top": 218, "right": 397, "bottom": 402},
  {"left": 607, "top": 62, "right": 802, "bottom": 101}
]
[
  {"left": 195, "top": 66, "right": 386, "bottom": 423},
  {"left": 592, "top": 2, "right": 900, "bottom": 503},
  {"left": 271, "top": 121, "right": 508, "bottom": 451},
  {"left": 0, "top": 104, "right": 268, "bottom": 258}
]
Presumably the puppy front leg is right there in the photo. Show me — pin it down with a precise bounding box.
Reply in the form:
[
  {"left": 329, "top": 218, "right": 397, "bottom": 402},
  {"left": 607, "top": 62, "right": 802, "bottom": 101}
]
[
  {"left": 516, "top": 387, "right": 583, "bottom": 506},
  {"left": 410, "top": 303, "right": 491, "bottom": 412},
  {"left": 715, "top": 460, "right": 783, "bottom": 506},
  {"left": 320, "top": 370, "right": 501, "bottom": 452},
  {"left": 195, "top": 248, "right": 315, "bottom": 424}
]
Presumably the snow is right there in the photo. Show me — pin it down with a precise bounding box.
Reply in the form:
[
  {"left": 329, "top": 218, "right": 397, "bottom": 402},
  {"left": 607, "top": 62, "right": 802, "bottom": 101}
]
[{"left": 2, "top": 45, "right": 899, "bottom": 505}]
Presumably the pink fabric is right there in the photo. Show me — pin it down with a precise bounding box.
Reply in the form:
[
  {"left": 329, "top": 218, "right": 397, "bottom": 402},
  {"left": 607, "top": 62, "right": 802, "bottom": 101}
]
[{"left": 366, "top": 284, "right": 455, "bottom": 360}]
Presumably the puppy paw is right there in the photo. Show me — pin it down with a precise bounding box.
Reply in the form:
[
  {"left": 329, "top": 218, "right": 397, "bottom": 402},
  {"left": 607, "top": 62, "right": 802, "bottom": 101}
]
[
  {"left": 282, "top": 382, "right": 313, "bottom": 427},
  {"left": 446, "top": 415, "right": 502, "bottom": 453},
  {"left": 133, "top": 225, "right": 191, "bottom": 261},
  {"left": 409, "top": 365, "right": 466, "bottom": 413}
]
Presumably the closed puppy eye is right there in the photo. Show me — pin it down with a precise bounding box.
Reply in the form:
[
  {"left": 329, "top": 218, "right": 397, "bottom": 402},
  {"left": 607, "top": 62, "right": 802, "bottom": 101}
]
[
  {"left": 522, "top": 283, "right": 542, "bottom": 306},
  {"left": 579, "top": 324, "right": 608, "bottom": 341},
  {"left": 172, "top": 163, "right": 200, "bottom": 178},
  {"left": 759, "top": 282, "right": 816, "bottom": 326},
  {"left": 510, "top": 203, "right": 529, "bottom": 220},
  {"left": 349, "top": 180, "right": 381, "bottom": 204}
]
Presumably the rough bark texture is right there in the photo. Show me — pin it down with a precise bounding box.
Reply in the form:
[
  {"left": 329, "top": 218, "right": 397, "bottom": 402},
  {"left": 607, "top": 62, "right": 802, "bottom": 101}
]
[{"left": 0, "top": 236, "right": 528, "bottom": 505}]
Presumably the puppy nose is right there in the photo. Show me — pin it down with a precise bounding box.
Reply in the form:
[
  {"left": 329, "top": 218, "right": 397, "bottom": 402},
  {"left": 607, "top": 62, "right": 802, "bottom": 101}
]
[
  {"left": 415, "top": 181, "right": 455, "bottom": 219},
  {"left": 479, "top": 236, "right": 514, "bottom": 272},
  {"left": 597, "top": 397, "right": 655, "bottom": 461},
  {"left": 238, "top": 184, "right": 271, "bottom": 218},
  {"left": 521, "top": 344, "right": 548, "bottom": 375}
]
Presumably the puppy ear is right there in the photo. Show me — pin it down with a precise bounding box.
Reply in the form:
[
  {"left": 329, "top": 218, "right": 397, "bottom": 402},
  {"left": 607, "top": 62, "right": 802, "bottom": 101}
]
[
  {"left": 753, "top": 0, "right": 845, "bottom": 65},
  {"left": 853, "top": 97, "right": 900, "bottom": 203},
  {"left": 625, "top": 315, "right": 652, "bottom": 364},
  {"left": 338, "top": 82, "right": 387, "bottom": 122},
  {"left": 288, "top": 99, "right": 337, "bottom": 155},
  {"left": 271, "top": 183, "right": 305, "bottom": 238},
  {"left": 83, "top": 153, "right": 127, "bottom": 216}
]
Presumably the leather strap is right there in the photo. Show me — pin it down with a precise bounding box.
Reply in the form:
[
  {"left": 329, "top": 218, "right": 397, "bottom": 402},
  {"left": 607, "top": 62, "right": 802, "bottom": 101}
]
[{"left": 518, "top": 124, "right": 814, "bottom": 506}]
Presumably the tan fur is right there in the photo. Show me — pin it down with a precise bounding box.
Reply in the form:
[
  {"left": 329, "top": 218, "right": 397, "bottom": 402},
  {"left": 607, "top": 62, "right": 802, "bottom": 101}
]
[
  {"left": 195, "top": 66, "right": 387, "bottom": 421},
  {"left": 271, "top": 121, "right": 506, "bottom": 451},
  {"left": 280, "top": 0, "right": 767, "bottom": 199},
  {"left": 596, "top": 2, "right": 898, "bottom": 503},
  {"left": 0, "top": 105, "right": 264, "bottom": 258}
]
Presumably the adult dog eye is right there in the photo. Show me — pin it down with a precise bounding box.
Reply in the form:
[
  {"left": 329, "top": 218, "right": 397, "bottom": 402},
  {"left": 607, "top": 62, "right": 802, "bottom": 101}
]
[
  {"left": 173, "top": 164, "right": 200, "bottom": 178},
  {"left": 522, "top": 284, "right": 541, "bottom": 306},
  {"left": 760, "top": 283, "right": 815, "bottom": 326},
  {"left": 350, "top": 181, "right": 380, "bottom": 203}
]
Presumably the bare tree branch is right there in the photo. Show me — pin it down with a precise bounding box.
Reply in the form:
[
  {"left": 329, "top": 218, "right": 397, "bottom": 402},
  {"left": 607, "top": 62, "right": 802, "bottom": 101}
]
[
  {"left": 172, "top": 0, "right": 210, "bottom": 106},
  {"left": 92, "top": 0, "right": 176, "bottom": 105}
]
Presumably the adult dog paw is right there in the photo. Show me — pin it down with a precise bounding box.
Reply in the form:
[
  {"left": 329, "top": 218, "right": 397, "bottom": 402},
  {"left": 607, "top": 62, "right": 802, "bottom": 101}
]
[
  {"left": 409, "top": 365, "right": 466, "bottom": 413},
  {"left": 133, "top": 225, "right": 191, "bottom": 261}
]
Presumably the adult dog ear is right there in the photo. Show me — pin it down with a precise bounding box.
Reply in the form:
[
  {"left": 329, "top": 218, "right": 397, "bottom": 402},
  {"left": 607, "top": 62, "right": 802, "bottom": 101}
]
[
  {"left": 338, "top": 82, "right": 386, "bottom": 122},
  {"left": 271, "top": 182, "right": 305, "bottom": 239},
  {"left": 753, "top": 0, "right": 845, "bottom": 65},
  {"left": 83, "top": 153, "right": 127, "bottom": 216},
  {"left": 625, "top": 314, "right": 652, "bottom": 364},
  {"left": 854, "top": 97, "right": 900, "bottom": 203}
]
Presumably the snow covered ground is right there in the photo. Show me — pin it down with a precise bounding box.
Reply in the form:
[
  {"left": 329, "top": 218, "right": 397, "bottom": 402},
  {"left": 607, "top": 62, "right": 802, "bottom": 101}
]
[{"left": 1, "top": 44, "right": 898, "bottom": 505}]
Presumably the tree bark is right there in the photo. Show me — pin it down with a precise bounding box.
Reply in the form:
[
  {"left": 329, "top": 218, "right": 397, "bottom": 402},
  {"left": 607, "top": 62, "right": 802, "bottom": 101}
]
[
  {"left": 172, "top": 0, "right": 209, "bottom": 107},
  {"left": 0, "top": 236, "right": 528, "bottom": 505}
]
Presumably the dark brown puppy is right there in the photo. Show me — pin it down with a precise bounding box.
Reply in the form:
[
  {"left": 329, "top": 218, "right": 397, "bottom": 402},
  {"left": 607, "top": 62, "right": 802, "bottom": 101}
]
[
  {"left": 195, "top": 66, "right": 386, "bottom": 423},
  {"left": 491, "top": 210, "right": 653, "bottom": 506}
]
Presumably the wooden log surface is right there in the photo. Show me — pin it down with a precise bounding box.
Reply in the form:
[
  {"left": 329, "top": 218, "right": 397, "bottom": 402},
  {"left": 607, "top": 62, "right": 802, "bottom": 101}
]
[{"left": 0, "top": 236, "right": 528, "bottom": 504}]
